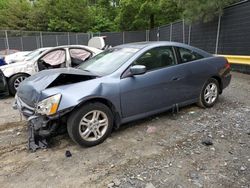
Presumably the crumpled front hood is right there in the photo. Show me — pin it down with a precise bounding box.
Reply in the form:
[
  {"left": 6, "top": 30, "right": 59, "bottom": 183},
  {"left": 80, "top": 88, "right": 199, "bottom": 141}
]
[{"left": 16, "top": 67, "right": 97, "bottom": 107}]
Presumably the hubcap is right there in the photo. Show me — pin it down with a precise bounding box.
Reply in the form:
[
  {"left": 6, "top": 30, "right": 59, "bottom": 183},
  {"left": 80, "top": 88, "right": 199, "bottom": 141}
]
[
  {"left": 204, "top": 83, "right": 218, "bottom": 104},
  {"left": 14, "top": 76, "right": 27, "bottom": 90},
  {"left": 79, "top": 110, "right": 109, "bottom": 142}
]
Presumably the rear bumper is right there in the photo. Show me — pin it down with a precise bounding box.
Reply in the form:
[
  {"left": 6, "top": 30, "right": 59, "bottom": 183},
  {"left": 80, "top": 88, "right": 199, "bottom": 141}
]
[{"left": 222, "top": 73, "right": 232, "bottom": 90}]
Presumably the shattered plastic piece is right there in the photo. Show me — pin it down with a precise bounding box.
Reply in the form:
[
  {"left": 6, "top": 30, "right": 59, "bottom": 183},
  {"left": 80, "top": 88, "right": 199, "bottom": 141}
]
[
  {"left": 146, "top": 126, "right": 157, "bottom": 134},
  {"left": 240, "top": 166, "right": 247, "bottom": 171},
  {"left": 65, "top": 150, "right": 72, "bottom": 158},
  {"left": 201, "top": 139, "right": 213, "bottom": 146},
  {"left": 189, "top": 111, "right": 195, "bottom": 114},
  {"left": 145, "top": 182, "right": 156, "bottom": 188},
  {"left": 113, "top": 178, "right": 121, "bottom": 186}
]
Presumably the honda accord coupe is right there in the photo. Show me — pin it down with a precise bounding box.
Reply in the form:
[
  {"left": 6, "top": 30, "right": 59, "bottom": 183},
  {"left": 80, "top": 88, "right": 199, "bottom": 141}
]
[{"left": 14, "top": 42, "right": 231, "bottom": 151}]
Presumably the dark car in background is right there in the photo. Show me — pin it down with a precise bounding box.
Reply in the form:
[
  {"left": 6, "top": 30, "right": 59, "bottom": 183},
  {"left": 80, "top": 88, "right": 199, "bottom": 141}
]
[
  {"left": 0, "top": 57, "right": 6, "bottom": 66},
  {"left": 0, "top": 69, "right": 9, "bottom": 98},
  {"left": 14, "top": 41, "right": 231, "bottom": 151}
]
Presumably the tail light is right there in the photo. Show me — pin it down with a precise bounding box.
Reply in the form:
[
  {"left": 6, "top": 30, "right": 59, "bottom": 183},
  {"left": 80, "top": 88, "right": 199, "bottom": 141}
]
[{"left": 224, "top": 59, "right": 231, "bottom": 70}]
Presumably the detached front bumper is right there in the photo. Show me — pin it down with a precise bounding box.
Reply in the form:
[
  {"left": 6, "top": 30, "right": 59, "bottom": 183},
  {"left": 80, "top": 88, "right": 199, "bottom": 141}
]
[
  {"left": 13, "top": 96, "right": 72, "bottom": 151},
  {"left": 28, "top": 116, "right": 49, "bottom": 151},
  {"left": 13, "top": 96, "right": 51, "bottom": 151}
]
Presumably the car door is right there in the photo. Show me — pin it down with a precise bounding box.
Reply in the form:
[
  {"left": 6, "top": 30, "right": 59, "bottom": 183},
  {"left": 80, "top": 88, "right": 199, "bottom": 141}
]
[
  {"left": 120, "top": 46, "right": 190, "bottom": 118},
  {"left": 175, "top": 47, "right": 208, "bottom": 100}
]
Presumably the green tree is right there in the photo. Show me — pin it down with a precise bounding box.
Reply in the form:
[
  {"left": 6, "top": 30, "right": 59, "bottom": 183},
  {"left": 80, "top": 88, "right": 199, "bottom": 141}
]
[
  {"left": 27, "top": 0, "right": 50, "bottom": 31},
  {"left": 46, "top": 0, "right": 93, "bottom": 32},
  {"left": 117, "top": 0, "right": 181, "bottom": 31},
  {"left": 0, "top": 0, "right": 32, "bottom": 30},
  {"left": 0, "top": 0, "right": 241, "bottom": 32},
  {"left": 88, "top": 0, "right": 119, "bottom": 32},
  {"left": 179, "top": 0, "right": 239, "bottom": 23}
]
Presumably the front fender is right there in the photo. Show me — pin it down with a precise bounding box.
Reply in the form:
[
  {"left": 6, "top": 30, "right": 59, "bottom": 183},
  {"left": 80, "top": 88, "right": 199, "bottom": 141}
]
[
  {"left": 1, "top": 62, "right": 36, "bottom": 78},
  {"left": 40, "top": 77, "right": 121, "bottom": 115}
]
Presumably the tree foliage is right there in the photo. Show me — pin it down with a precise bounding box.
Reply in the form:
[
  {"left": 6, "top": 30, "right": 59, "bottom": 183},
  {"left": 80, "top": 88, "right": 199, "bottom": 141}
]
[
  {"left": 117, "top": 0, "right": 181, "bottom": 30},
  {"left": 0, "top": 0, "right": 32, "bottom": 30},
  {"left": 179, "top": 0, "right": 239, "bottom": 23},
  {"left": 0, "top": 0, "right": 240, "bottom": 32}
]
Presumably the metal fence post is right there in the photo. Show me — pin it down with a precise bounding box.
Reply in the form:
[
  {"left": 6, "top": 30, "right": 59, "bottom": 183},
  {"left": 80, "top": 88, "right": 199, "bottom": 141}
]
[
  {"left": 67, "top": 32, "right": 70, "bottom": 45},
  {"left": 40, "top": 32, "right": 43, "bottom": 48},
  {"left": 55, "top": 35, "right": 59, "bottom": 46},
  {"left": 36, "top": 36, "right": 39, "bottom": 49},
  {"left": 215, "top": 15, "right": 221, "bottom": 54},
  {"left": 188, "top": 25, "right": 192, "bottom": 45},
  {"left": 5, "top": 30, "right": 9, "bottom": 53},
  {"left": 122, "top": 32, "right": 125, "bottom": 44},
  {"left": 20, "top": 37, "right": 24, "bottom": 51},
  {"left": 183, "top": 19, "right": 185, "bottom": 43},
  {"left": 170, "top": 23, "right": 172, "bottom": 41},
  {"left": 157, "top": 27, "right": 160, "bottom": 41},
  {"left": 76, "top": 33, "right": 78, "bottom": 44}
]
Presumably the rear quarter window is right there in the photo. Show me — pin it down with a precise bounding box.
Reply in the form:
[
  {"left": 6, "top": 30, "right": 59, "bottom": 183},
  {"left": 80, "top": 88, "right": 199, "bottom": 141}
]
[{"left": 177, "top": 47, "right": 204, "bottom": 64}]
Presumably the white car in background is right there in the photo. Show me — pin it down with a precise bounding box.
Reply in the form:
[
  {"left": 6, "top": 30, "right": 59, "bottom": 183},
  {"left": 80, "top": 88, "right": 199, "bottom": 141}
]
[
  {"left": 4, "top": 51, "right": 31, "bottom": 64},
  {"left": 0, "top": 45, "right": 102, "bottom": 95}
]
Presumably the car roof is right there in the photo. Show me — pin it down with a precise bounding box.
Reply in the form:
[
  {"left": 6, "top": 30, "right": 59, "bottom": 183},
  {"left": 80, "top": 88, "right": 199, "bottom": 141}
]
[
  {"left": 116, "top": 41, "right": 212, "bottom": 57},
  {"left": 53, "top": 45, "right": 91, "bottom": 48},
  {"left": 116, "top": 41, "right": 188, "bottom": 48}
]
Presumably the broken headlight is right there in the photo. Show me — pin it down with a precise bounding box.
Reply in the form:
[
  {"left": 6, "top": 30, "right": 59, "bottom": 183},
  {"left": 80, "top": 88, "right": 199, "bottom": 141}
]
[{"left": 36, "top": 94, "right": 61, "bottom": 115}]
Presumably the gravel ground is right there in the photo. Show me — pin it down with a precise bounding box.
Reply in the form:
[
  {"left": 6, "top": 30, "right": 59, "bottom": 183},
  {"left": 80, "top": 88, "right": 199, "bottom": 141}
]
[{"left": 0, "top": 72, "right": 249, "bottom": 188}]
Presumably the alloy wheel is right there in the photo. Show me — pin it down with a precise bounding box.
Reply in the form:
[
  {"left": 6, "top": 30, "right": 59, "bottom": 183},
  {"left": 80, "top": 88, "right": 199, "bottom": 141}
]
[
  {"left": 204, "top": 83, "right": 218, "bottom": 104},
  {"left": 79, "top": 110, "right": 109, "bottom": 142},
  {"left": 13, "top": 76, "right": 26, "bottom": 90}
]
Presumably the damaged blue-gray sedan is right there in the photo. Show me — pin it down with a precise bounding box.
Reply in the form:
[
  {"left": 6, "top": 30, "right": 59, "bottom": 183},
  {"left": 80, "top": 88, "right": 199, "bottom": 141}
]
[{"left": 14, "top": 42, "right": 231, "bottom": 151}]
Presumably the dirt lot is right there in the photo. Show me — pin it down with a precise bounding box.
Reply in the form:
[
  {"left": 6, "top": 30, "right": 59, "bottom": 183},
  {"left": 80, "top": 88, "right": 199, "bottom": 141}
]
[{"left": 0, "top": 72, "right": 249, "bottom": 188}]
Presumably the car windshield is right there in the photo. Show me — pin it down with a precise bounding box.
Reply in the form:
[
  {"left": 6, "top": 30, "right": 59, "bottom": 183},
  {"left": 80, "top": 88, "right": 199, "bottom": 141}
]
[
  {"left": 78, "top": 47, "right": 139, "bottom": 76},
  {"left": 25, "top": 49, "right": 46, "bottom": 61}
]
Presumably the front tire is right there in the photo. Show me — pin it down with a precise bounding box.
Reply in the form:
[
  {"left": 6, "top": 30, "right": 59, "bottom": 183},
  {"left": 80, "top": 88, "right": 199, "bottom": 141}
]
[
  {"left": 67, "top": 102, "right": 114, "bottom": 147},
  {"left": 8, "top": 73, "right": 28, "bottom": 96},
  {"left": 198, "top": 78, "right": 219, "bottom": 108}
]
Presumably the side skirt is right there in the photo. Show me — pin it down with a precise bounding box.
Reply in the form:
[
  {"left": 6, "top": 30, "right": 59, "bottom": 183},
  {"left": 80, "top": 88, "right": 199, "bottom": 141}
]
[{"left": 121, "top": 98, "right": 198, "bottom": 124}]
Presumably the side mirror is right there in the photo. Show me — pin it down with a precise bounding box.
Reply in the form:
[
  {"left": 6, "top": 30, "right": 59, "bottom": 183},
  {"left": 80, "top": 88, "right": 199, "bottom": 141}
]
[{"left": 130, "top": 65, "right": 146, "bottom": 76}]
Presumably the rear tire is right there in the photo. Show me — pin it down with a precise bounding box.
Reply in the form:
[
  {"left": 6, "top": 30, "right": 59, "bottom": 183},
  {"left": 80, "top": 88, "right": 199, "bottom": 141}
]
[
  {"left": 8, "top": 73, "right": 28, "bottom": 96},
  {"left": 197, "top": 78, "right": 219, "bottom": 108},
  {"left": 67, "top": 102, "right": 114, "bottom": 147}
]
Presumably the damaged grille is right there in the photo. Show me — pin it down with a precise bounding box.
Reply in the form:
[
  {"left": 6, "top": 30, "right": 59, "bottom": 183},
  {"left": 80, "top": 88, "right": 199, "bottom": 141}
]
[{"left": 15, "top": 96, "right": 35, "bottom": 117}]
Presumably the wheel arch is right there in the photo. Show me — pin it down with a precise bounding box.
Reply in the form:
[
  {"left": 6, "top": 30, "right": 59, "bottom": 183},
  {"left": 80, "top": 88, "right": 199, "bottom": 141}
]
[
  {"left": 74, "top": 97, "right": 121, "bottom": 129},
  {"left": 211, "top": 75, "right": 222, "bottom": 94},
  {"left": 7, "top": 72, "right": 30, "bottom": 80},
  {"left": 7, "top": 72, "right": 31, "bottom": 95}
]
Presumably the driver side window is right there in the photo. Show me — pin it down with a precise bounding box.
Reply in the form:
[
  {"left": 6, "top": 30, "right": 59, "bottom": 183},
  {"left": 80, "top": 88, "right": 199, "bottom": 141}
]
[
  {"left": 134, "top": 46, "right": 176, "bottom": 71},
  {"left": 38, "top": 49, "right": 66, "bottom": 70}
]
